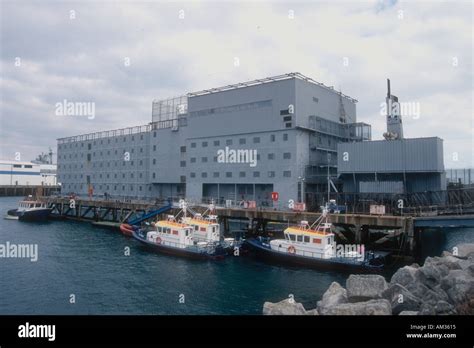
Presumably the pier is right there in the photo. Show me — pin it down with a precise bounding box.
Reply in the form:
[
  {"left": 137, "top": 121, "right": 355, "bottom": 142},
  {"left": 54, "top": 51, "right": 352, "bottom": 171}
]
[
  {"left": 39, "top": 196, "right": 474, "bottom": 257},
  {"left": 0, "top": 185, "right": 60, "bottom": 197}
]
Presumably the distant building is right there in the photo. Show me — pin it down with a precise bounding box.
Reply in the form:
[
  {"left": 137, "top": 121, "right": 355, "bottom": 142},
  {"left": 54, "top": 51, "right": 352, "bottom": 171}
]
[
  {"left": 0, "top": 160, "right": 57, "bottom": 186},
  {"left": 57, "top": 72, "right": 370, "bottom": 205}
]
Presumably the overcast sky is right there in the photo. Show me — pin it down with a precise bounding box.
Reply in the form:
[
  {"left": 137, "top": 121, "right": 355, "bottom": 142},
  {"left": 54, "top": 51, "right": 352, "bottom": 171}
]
[{"left": 0, "top": 0, "right": 472, "bottom": 168}]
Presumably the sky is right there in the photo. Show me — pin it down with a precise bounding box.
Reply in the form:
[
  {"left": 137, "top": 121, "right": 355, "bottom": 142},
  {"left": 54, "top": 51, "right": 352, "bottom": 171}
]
[{"left": 0, "top": 0, "right": 472, "bottom": 168}]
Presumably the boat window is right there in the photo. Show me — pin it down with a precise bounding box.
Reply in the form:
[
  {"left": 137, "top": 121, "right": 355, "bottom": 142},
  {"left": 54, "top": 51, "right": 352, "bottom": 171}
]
[
  {"left": 296, "top": 235, "right": 303, "bottom": 242},
  {"left": 158, "top": 227, "right": 162, "bottom": 233},
  {"left": 313, "top": 238, "right": 321, "bottom": 244},
  {"left": 212, "top": 227, "right": 215, "bottom": 233},
  {"left": 172, "top": 230, "right": 178, "bottom": 235},
  {"left": 304, "top": 236, "right": 310, "bottom": 243},
  {"left": 289, "top": 234, "right": 296, "bottom": 241},
  {"left": 35, "top": 204, "right": 41, "bottom": 208},
  {"left": 200, "top": 227, "right": 206, "bottom": 232},
  {"left": 194, "top": 225, "right": 198, "bottom": 231}
]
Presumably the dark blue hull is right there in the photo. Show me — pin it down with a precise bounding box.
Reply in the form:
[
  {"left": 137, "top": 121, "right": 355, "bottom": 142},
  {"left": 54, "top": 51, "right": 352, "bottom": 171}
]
[
  {"left": 244, "top": 238, "right": 387, "bottom": 273},
  {"left": 132, "top": 230, "right": 227, "bottom": 260},
  {"left": 18, "top": 209, "right": 52, "bottom": 222}
]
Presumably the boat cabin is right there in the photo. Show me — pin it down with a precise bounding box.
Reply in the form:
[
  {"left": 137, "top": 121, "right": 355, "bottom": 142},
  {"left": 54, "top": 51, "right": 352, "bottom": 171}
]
[
  {"left": 147, "top": 215, "right": 194, "bottom": 248},
  {"left": 17, "top": 200, "right": 48, "bottom": 211},
  {"left": 269, "top": 220, "right": 335, "bottom": 259},
  {"left": 182, "top": 214, "right": 220, "bottom": 243}
]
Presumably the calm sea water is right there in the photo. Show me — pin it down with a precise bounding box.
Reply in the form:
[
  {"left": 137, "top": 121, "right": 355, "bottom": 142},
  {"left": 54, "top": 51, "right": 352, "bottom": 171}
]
[{"left": 0, "top": 196, "right": 473, "bottom": 315}]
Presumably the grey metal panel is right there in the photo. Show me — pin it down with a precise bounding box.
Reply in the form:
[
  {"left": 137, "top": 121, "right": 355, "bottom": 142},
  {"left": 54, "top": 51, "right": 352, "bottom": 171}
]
[
  {"left": 359, "top": 181, "right": 404, "bottom": 193},
  {"left": 337, "top": 137, "right": 444, "bottom": 174}
]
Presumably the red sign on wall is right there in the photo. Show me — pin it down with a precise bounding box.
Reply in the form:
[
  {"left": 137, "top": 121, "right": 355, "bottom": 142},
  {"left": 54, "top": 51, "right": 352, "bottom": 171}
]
[{"left": 271, "top": 192, "right": 279, "bottom": 201}]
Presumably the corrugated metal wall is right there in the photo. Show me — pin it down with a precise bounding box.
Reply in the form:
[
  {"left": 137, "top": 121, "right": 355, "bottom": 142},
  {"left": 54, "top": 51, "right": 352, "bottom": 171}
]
[{"left": 337, "top": 137, "right": 444, "bottom": 173}]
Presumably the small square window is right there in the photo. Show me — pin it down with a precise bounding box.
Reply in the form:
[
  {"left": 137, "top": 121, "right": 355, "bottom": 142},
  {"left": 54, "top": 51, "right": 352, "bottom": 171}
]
[
  {"left": 214, "top": 140, "right": 220, "bottom": 146},
  {"left": 202, "top": 141, "right": 208, "bottom": 147},
  {"left": 191, "top": 142, "right": 196, "bottom": 148},
  {"left": 226, "top": 139, "right": 233, "bottom": 146},
  {"left": 239, "top": 138, "right": 246, "bottom": 145},
  {"left": 283, "top": 134, "right": 288, "bottom": 141},
  {"left": 226, "top": 172, "right": 232, "bottom": 178},
  {"left": 253, "top": 137, "right": 260, "bottom": 144}
]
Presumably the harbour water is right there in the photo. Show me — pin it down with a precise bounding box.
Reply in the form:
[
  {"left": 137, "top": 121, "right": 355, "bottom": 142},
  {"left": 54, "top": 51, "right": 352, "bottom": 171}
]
[{"left": 1, "top": 196, "right": 473, "bottom": 315}]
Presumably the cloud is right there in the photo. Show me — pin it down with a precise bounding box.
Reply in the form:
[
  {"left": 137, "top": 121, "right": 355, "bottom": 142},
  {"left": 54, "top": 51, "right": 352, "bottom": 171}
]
[{"left": 0, "top": 0, "right": 472, "bottom": 168}]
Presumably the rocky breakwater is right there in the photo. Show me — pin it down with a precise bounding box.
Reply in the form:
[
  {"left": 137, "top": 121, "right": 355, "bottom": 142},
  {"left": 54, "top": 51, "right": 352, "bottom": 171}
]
[{"left": 262, "top": 243, "right": 474, "bottom": 315}]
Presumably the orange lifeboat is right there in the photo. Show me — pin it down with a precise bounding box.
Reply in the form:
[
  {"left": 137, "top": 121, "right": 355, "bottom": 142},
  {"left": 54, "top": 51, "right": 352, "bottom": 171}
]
[{"left": 120, "top": 223, "right": 134, "bottom": 237}]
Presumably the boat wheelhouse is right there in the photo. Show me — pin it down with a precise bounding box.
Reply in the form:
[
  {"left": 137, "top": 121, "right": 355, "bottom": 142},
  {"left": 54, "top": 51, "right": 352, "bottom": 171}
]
[{"left": 182, "top": 213, "right": 220, "bottom": 243}]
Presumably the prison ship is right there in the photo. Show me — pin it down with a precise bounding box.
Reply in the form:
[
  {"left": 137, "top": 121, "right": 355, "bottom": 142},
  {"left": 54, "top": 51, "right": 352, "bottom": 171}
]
[
  {"left": 132, "top": 214, "right": 227, "bottom": 260},
  {"left": 244, "top": 212, "right": 389, "bottom": 272}
]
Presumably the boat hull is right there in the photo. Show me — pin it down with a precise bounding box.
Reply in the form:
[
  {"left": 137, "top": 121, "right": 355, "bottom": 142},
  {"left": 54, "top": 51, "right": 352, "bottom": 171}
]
[
  {"left": 18, "top": 208, "right": 52, "bottom": 222},
  {"left": 244, "top": 238, "right": 385, "bottom": 273},
  {"left": 132, "top": 230, "right": 226, "bottom": 260}
]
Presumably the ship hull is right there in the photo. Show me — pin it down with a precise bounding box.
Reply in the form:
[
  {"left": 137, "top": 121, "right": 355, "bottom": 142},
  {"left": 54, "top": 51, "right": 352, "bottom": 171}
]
[
  {"left": 244, "top": 238, "right": 386, "bottom": 273},
  {"left": 132, "top": 230, "right": 226, "bottom": 260},
  {"left": 18, "top": 208, "right": 52, "bottom": 222}
]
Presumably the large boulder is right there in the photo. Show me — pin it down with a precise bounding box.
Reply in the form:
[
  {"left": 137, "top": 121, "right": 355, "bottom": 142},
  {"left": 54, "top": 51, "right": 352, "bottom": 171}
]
[
  {"left": 440, "top": 270, "right": 474, "bottom": 305},
  {"left": 429, "top": 255, "right": 463, "bottom": 271},
  {"left": 263, "top": 299, "right": 307, "bottom": 315},
  {"left": 434, "top": 300, "right": 457, "bottom": 315},
  {"left": 382, "top": 283, "right": 423, "bottom": 314},
  {"left": 305, "top": 309, "right": 319, "bottom": 315},
  {"left": 317, "top": 282, "right": 348, "bottom": 315},
  {"left": 346, "top": 275, "right": 388, "bottom": 302},
  {"left": 419, "top": 303, "right": 436, "bottom": 315},
  {"left": 418, "top": 263, "right": 444, "bottom": 288},
  {"left": 390, "top": 266, "right": 420, "bottom": 287},
  {"left": 453, "top": 243, "right": 474, "bottom": 258},
  {"left": 322, "top": 299, "right": 392, "bottom": 315}
]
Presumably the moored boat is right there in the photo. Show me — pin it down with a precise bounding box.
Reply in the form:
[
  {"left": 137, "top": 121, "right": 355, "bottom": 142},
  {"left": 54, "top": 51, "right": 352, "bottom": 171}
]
[
  {"left": 244, "top": 211, "right": 389, "bottom": 272},
  {"left": 6, "top": 199, "right": 51, "bottom": 221},
  {"left": 132, "top": 215, "right": 227, "bottom": 260}
]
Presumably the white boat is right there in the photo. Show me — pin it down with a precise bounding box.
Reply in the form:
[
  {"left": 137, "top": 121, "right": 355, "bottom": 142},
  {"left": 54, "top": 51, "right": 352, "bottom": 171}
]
[
  {"left": 6, "top": 198, "right": 51, "bottom": 221},
  {"left": 132, "top": 215, "right": 227, "bottom": 260},
  {"left": 245, "top": 210, "right": 389, "bottom": 272}
]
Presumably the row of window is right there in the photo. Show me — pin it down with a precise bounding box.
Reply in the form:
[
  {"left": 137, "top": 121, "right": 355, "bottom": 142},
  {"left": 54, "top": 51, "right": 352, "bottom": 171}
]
[
  {"left": 58, "top": 172, "right": 147, "bottom": 180},
  {"left": 59, "top": 135, "right": 148, "bottom": 150},
  {"left": 190, "top": 133, "right": 289, "bottom": 149},
  {"left": 188, "top": 171, "right": 291, "bottom": 179}
]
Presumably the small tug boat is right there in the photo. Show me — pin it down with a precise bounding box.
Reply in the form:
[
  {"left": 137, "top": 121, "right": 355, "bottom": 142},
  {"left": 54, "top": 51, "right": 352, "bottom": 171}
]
[
  {"left": 132, "top": 215, "right": 227, "bottom": 260},
  {"left": 6, "top": 198, "right": 52, "bottom": 221},
  {"left": 245, "top": 211, "right": 388, "bottom": 272}
]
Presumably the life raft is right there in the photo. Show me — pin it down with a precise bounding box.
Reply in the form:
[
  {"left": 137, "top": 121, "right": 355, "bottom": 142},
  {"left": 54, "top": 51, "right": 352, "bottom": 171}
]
[{"left": 119, "top": 223, "right": 134, "bottom": 237}]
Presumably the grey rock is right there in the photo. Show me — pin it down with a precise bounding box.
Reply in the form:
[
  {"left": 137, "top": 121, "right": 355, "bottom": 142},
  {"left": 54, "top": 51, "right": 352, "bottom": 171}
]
[
  {"left": 434, "top": 300, "right": 457, "bottom": 315},
  {"left": 263, "top": 299, "right": 307, "bottom": 315},
  {"left": 419, "top": 303, "right": 436, "bottom": 315},
  {"left": 468, "top": 264, "right": 474, "bottom": 277},
  {"left": 346, "top": 274, "right": 388, "bottom": 302},
  {"left": 421, "top": 287, "right": 450, "bottom": 306},
  {"left": 317, "top": 282, "right": 348, "bottom": 315},
  {"left": 418, "top": 263, "right": 443, "bottom": 288},
  {"left": 390, "top": 266, "right": 420, "bottom": 287},
  {"left": 441, "top": 251, "right": 453, "bottom": 257},
  {"left": 305, "top": 309, "right": 319, "bottom": 315},
  {"left": 399, "top": 311, "right": 419, "bottom": 315},
  {"left": 382, "top": 283, "right": 423, "bottom": 314},
  {"left": 454, "top": 243, "right": 474, "bottom": 258},
  {"left": 443, "top": 272, "right": 474, "bottom": 305},
  {"left": 322, "top": 299, "right": 392, "bottom": 315}
]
